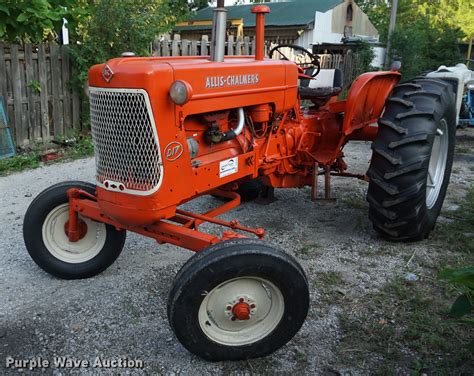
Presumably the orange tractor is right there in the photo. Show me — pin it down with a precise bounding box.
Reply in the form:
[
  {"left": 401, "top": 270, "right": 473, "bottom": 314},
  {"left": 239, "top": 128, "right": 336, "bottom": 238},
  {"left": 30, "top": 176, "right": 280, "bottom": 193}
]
[{"left": 23, "top": 5, "right": 455, "bottom": 360}]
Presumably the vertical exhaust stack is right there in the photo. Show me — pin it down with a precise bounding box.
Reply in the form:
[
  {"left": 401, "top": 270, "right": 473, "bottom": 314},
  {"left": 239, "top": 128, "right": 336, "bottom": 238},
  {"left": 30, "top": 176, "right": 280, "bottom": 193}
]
[
  {"left": 251, "top": 5, "right": 270, "bottom": 61},
  {"left": 210, "top": 0, "right": 227, "bottom": 62}
]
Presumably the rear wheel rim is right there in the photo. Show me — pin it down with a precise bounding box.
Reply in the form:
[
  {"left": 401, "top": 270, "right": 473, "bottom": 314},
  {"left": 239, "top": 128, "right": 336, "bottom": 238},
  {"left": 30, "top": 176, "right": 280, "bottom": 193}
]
[
  {"left": 426, "top": 119, "right": 448, "bottom": 209},
  {"left": 198, "top": 276, "right": 285, "bottom": 346},
  {"left": 42, "top": 203, "right": 107, "bottom": 263}
]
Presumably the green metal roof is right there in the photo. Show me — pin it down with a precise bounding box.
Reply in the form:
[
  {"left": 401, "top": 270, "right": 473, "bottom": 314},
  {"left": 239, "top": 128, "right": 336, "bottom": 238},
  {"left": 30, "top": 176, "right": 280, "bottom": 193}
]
[{"left": 176, "top": 0, "right": 344, "bottom": 30}]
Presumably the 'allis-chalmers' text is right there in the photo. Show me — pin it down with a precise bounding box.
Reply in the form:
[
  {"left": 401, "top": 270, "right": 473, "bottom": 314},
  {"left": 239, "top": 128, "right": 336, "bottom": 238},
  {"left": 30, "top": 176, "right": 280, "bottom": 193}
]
[{"left": 205, "top": 74, "right": 260, "bottom": 88}]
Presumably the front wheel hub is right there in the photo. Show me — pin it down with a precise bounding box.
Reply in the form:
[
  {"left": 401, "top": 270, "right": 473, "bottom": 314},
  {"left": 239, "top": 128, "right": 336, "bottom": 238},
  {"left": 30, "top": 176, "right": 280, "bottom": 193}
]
[
  {"left": 64, "top": 218, "right": 88, "bottom": 242},
  {"left": 232, "top": 302, "right": 251, "bottom": 320}
]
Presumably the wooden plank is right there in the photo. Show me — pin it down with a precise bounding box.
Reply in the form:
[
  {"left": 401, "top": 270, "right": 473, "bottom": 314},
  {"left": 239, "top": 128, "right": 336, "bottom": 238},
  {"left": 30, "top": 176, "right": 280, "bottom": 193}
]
[
  {"left": 10, "top": 44, "right": 25, "bottom": 145},
  {"left": 38, "top": 44, "right": 50, "bottom": 140},
  {"left": 243, "top": 36, "right": 250, "bottom": 55},
  {"left": 0, "top": 43, "right": 7, "bottom": 112},
  {"left": 25, "top": 44, "right": 38, "bottom": 142},
  {"left": 72, "top": 89, "right": 80, "bottom": 131},
  {"left": 227, "top": 35, "right": 234, "bottom": 56},
  {"left": 50, "top": 44, "right": 62, "bottom": 138},
  {"left": 190, "top": 40, "right": 198, "bottom": 56},
  {"left": 236, "top": 36, "right": 243, "bottom": 56},
  {"left": 171, "top": 34, "right": 180, "bottom": 56},
  {"left": 152, "top": 38, "right": 161, "bottom": 56},
  {"left": 200, "top": 35, "right": 208, "bottom": 56},
  {"left": 61, "top": 46, "right": 72, "bottom": 135},
  {"left": 161, "top": 39, "right": 170, "bottom": 56},
  {"left": 181, "top": 40, "right": 189, "bottom": 56}
]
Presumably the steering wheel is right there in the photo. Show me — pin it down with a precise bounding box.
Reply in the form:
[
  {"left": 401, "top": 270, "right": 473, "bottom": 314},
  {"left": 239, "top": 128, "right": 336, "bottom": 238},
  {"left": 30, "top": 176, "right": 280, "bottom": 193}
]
[{"left": 269, "top": 44, "right": 321, "bottom": 78}]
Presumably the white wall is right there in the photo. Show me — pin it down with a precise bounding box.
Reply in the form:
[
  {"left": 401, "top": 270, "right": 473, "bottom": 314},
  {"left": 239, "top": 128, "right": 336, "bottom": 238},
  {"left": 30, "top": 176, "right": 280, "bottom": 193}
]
[{"left": 313, "top": 10, "right": 344, "bottom": 45}]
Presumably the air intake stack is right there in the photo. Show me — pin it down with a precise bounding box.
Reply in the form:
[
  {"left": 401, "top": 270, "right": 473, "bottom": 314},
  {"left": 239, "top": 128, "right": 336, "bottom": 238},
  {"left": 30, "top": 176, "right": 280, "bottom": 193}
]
[{"left": 210, "top": 0, "right": 227, "bottom": 62}]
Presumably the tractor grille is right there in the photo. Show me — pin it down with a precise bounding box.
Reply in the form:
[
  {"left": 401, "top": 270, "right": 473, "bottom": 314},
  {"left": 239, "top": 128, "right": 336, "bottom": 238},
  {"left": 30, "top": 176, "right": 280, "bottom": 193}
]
[{"left": 89, "top": 88, "right": 162, "bottom": 194}]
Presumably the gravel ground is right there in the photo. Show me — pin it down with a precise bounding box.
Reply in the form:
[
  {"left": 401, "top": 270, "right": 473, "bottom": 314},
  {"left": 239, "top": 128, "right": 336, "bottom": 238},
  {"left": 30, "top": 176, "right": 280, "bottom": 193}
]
[{"left": 1, "top": 129, "right": 473, "bottom": 375}]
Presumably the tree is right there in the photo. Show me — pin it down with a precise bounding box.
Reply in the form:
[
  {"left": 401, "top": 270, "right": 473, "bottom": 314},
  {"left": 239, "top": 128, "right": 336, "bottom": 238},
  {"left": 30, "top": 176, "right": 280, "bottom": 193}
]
[
  {"left": 0, "top": 0, "right": 64, "bottom": 43},
  {"left": 356, "top": 0, "right": 466, "bottom": 77}
]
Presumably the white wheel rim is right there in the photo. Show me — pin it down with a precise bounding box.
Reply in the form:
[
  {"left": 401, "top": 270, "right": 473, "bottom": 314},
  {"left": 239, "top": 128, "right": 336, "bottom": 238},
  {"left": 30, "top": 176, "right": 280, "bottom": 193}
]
[
  {"left": 42, "top": 203, "right": 107, "bottom": 263},
  {"left": 198, "top": 277, "right": 285, "bottom": 346},
  {"left": 426, "top": 119, "right": 448, "bottom": 209}
]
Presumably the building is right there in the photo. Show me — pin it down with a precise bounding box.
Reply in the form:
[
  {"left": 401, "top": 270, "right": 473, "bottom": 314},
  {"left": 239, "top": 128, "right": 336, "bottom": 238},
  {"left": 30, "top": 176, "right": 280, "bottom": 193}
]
[{"left": 174, "top": 0, "right": 379, "bottom": 53}]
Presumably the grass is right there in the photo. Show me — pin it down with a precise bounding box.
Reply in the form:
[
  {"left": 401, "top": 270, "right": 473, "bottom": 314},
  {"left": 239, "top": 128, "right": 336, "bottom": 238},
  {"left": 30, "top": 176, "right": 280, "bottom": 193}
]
[
  {"left": 297, "top": 242, "right": 321, "bottom": 256},
  {"left": 314, "top": 271, "right": 348, "bottom": 304},
  {"left": 334, "top": 187, "right": 474, "bottom": 374},
  {"left": 336, "top": 277, "right": 473, "bottom": 374},
  {"left": 0, "top": 136, "right": 94, "bottom": 176},
  {"left": 434, "top": 186, "right": 474, "bottom": 253},
  {"left": 456, "top": 145, "right": 471, "bottom": 154},
  {"left": 341, "top": 195, "right": 368, "bottom": 210}
]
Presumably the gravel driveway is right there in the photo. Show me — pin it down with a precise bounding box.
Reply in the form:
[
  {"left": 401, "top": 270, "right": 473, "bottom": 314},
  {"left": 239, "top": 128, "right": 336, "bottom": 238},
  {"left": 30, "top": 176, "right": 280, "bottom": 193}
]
[{"left": 1, "top": 130, "right": 473, "bottom": 375}]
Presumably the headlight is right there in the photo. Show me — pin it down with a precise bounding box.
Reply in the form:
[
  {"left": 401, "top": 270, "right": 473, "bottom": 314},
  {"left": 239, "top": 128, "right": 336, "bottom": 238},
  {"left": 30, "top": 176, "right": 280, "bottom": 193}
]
[{"left": 169, "top": 80, "right": 193, "bottom": 105}]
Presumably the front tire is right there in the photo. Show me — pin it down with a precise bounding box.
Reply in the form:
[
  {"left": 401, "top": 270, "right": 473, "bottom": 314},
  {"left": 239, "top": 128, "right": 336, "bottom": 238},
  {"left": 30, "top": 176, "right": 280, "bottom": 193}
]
[
  {"left": 367, "top": 78, "right": 456, "bottom": 241},
  {"left": 167, "top": 239, "right": 309, "bottom": 361},
  {"left": 23, "top": 181, "right": 126, "bottom": 279}
]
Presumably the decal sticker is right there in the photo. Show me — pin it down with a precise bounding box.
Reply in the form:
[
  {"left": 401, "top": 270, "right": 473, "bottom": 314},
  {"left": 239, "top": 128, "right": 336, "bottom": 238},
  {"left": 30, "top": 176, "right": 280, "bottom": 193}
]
[
  {"left": 164, "top": 141, "right": 183, "bottom": 161},
  {"left": 219, "top": 157, "right": 238, "bottom": 178}
]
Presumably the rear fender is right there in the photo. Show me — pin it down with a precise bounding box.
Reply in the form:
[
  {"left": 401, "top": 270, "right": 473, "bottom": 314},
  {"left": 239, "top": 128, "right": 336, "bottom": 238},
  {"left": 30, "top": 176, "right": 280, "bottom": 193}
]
[{"left": 343, "top": 71, "right": 401, "bottom": 136}]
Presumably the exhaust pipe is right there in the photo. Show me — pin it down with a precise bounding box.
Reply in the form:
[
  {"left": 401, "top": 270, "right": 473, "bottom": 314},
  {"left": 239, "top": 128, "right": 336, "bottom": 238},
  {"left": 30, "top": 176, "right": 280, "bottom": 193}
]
[
  {"left": 251, "top": 5, "right": 270, "bottom": 61},
  {"left": 210, "top": 1, "right": 227, "bottom": 62}
]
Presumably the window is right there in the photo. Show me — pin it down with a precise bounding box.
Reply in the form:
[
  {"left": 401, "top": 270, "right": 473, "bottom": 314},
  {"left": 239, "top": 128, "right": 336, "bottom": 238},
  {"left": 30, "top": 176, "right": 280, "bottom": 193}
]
[{"left": 346, "top": 4, "right": 353, "bottom": 22}]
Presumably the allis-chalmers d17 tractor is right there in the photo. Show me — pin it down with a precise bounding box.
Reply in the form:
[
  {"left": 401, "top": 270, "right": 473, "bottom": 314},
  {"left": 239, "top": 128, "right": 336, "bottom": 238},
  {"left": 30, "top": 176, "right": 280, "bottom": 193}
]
[{"left": 23, "top": 5, "right": 456, "bottom": 361}]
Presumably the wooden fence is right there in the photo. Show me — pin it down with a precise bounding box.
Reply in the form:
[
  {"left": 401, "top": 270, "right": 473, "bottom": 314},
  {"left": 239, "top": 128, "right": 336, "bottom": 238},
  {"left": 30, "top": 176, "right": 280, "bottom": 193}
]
[
  {"left": 154, "top": 35, "right": 363, "bottom": 88},
  {"left": 0, "top": 43, "right": 80, "bottom": 146},
  {"left": 0, "top": 37, "right": 362, "bottom": 146}
]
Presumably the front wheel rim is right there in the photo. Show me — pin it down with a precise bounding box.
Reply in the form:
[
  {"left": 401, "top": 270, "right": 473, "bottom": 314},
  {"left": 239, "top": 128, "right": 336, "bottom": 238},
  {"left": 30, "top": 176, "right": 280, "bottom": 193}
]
[
  {"left": 198, "top": 276, "right": 285, "bottom": 346},
  {"left": 42, "top": 203, "right": 107, "bottom": 263},
  {"left": 426, "top": 119, "right": 449, "bottom": 209}
]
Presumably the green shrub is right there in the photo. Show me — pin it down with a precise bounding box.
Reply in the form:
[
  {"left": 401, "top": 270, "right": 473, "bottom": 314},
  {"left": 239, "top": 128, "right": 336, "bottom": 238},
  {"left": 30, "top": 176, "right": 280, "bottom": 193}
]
[{"left": 439, "top": 265, "right": 474, "bottom": 351}]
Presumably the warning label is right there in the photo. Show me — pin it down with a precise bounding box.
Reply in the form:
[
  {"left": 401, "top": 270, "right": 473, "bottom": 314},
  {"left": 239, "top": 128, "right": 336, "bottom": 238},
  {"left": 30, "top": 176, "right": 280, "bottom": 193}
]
[{"left": 219, "top": 157, "right": 238, "bottom": 178}]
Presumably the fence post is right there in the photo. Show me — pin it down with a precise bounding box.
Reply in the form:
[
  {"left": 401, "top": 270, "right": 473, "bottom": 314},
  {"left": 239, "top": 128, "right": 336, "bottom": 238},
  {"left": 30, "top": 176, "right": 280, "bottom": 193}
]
[
  {"left": 25, "top": 44, "right": 38, "bottom": 142},
  {"left": 0, "top": 43, "right": 7, "bottom": 111},
  {"left": 227, "top": 35, "right": 234, "bottom": 56},
  {"left": 50, "top": 44, "right": 63, "bottom": 138},
  {"left": 243, "top": 36, "right": 250, "bottom": 55},
  {"left": 190, "top": 40, "right": 198, "bottom": 56},
  {"left": 172, "top": 34, "right": 180, "bottom": 56},
  {"left": 181, "top": 39, "right": 189, "bottom": 56},
  {"left": 200, "top": 35, "right": 209, "bottom": 56},
  {"left": 38, "top": 44, "right": 50, "bottom": 141},
  {"left": 236, "top": 36, "right": 243, "bottom": 56},
  {"left": 152, "top": 38, "right": 161, "bottom": 56},
  {"left": 161, "top": 38, "right": 170, "bottom": 56},
  {"left": 61, "top": 46, "right": 72, "bottom": 135},
  {"left": 10, "top": 44, "right": 25, "bottom": 145}
]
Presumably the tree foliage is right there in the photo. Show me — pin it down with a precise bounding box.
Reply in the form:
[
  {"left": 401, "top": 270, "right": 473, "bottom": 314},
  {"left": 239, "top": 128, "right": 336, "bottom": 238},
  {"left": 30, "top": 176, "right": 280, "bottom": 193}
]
[
  {"left": 0, "top": 0, "right": 64, "bottom": 42},
  {"left": 356, "top": 0, "right": 466, "bottom": 77},
  {"left": 69, "top": 0, "right": 195, "bottom": 86}
]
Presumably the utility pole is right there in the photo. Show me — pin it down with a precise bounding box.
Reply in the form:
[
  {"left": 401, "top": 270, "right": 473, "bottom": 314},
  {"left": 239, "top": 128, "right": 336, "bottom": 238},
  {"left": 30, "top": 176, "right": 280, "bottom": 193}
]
[{"left": 385, "top": 0, "right": 398, "bottom": 68}]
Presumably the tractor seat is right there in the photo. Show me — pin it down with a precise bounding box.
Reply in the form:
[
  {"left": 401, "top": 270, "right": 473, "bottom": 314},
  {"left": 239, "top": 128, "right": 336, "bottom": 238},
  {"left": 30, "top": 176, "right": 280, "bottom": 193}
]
[{"left": 299, "top": 68, "right": 343, "bottom": 100}]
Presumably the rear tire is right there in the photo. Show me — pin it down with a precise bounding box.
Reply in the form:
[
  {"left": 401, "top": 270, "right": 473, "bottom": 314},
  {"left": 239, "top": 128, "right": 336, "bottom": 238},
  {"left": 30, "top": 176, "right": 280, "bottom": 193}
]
[
  {"left": 367, "top": 78, "right": 456, "bottom": 241},
  {"left": 23, "top": 181, "right": 126, "bottom": 279},
  {"left": 167, "top": 239, "right": 309, "bottom": 361}
]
